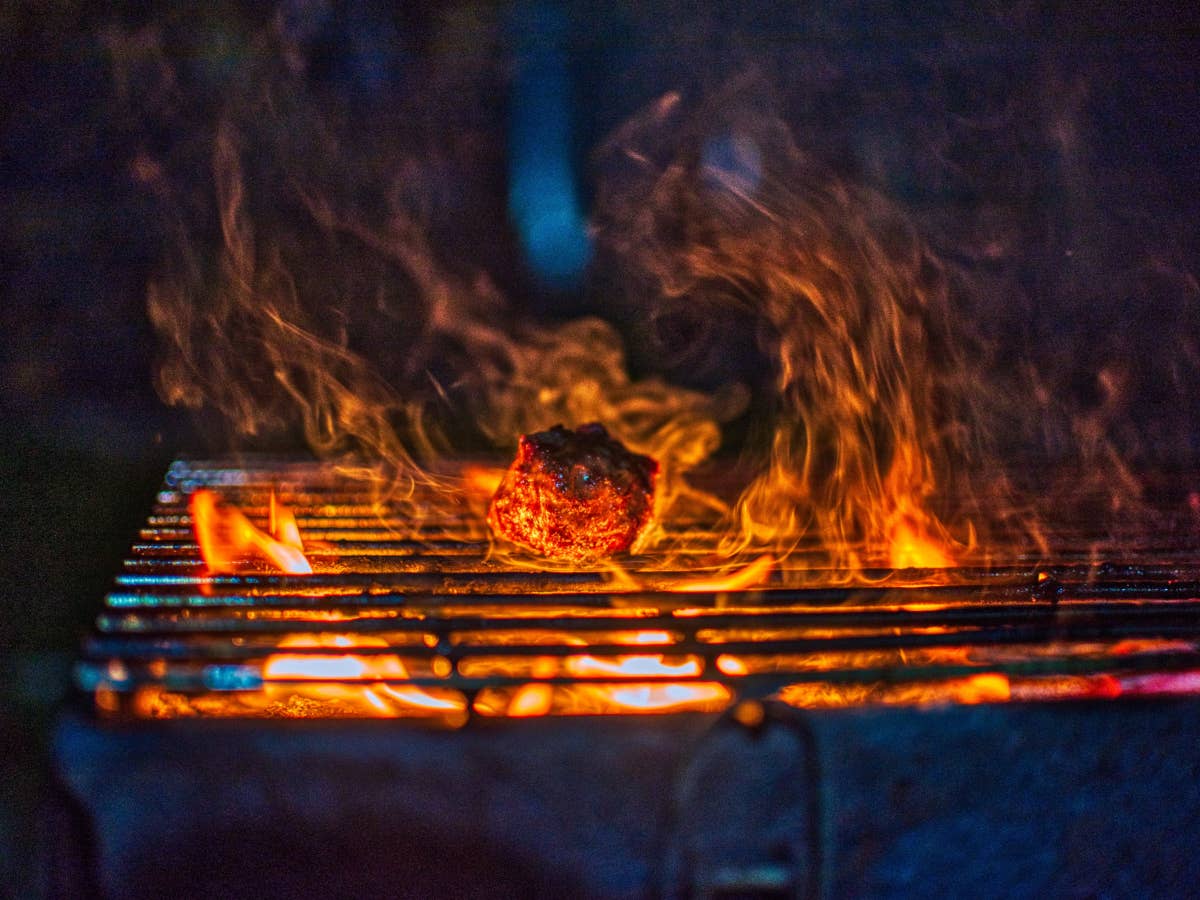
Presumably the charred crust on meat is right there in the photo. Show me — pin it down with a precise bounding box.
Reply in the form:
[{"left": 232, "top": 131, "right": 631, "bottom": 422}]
[{"left": 488, "top": 423, "right": 658, "bottom": 561}]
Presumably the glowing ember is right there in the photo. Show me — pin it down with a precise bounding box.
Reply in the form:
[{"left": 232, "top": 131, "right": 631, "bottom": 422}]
[
  {"left": 956, "top": 673, "right": 1011, "bottom": 704},
  {"left": 488, "top": 423, "right": 658, "bottom": 561},
  {"left": 190, "top": 489, "right": 312, "bottom": 574}
]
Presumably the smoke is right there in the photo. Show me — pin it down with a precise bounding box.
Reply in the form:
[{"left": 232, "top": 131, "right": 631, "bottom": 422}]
[
  {"left": 594, "top": 81, "right": 988, "bottom": 562},
  {"left": 115, "top": 6, "right": 733, "bottom": 524},
  {"left": 109, "top": 3, "right": 1200, "bottom": 563}
]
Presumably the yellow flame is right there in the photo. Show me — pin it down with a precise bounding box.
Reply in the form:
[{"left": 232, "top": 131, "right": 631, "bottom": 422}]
[
  {"left": 716, "top": 654, "right": 750, "bottom": 675},
  {"left": 624, "top": 630, "right": 673, "bottom": 645},
  {"left": 270, "top": 490, "right": 305, "bottom": 554},
  {"left": 669, "top": 554, "right": 775, "bottom": 592},
  {"left": 566, "top": 654, "right": 700, "bottom": 679},
  {"left": 888, "top": 518, "right": 955, "bottom": 569},
  {"left": 190, "top": 489, "right": 312, "bottom": 574},
  {"left": 462, "top": 466, "right": 504, "bottom": 497},
  {"left": 263, "top": 634, "right": 464, "bottom": 714},
  {"left": 507, "top": 683, "right": 555, "bottom": 717},
  {"left": 603, "top": 683, "right": 729, "bottom": 710},
  {"left": 559, "top": 633, "right": 729, "bottom": 711}
]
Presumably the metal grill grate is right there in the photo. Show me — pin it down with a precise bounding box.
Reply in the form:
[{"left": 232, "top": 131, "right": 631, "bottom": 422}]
[{"left": 76, "top": 458, "right": 1200, "bottom": 720}]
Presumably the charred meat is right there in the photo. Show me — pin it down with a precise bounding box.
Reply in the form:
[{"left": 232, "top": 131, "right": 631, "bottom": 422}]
[{"left": 488, "top": 423, "right": 658, "bottom": 561}]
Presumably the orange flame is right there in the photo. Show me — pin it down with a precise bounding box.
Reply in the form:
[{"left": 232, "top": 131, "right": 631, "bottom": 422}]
[
  {"left": 601, "top": 683, "right": 729, "bottom": 711},
  {"left": 887, "top": 516, "right": 955, "bottom": 569},
  {"left": 472, "top": 630, "right": 732, "bottom": 715},
  {"left": 263, "top": 634, "right": 464, "bottom": 714},
  {"left": 560, "top": 631, "right": 730, "bottom": 712},
  {"left": 190, "top": 489, "right": 312, "bottom": 574},
  {"left": 153, "top": 97, "right": 984, "bottom": 585},
  {"left": 263, "top": 634, "right": 404, "bottom": 680},
  {"left": 669, "top": 554, "right": 775, "bottom": 592},
  {"left": 777, "top": 672, "right": 1011, "bottom": 709},
  {"left": 507, "top": 683, "right": 556, "bottom": 717},
  {"left": 505, "top": 656, "right": 559, "bottom": 717},
  {"left": 462, "top": 466, "right": 504, "bottom": 497},
  {"left": 269, "top": 490, "right": 305, "bottom": 554},
  {"left": 566, "top": 654, "right": 700, "bottom": 679}
]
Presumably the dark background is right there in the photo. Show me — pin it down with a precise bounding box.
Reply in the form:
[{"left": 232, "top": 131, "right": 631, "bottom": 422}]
[{"left": 3, "top": 2, "right": 1200, "bottom": 894}]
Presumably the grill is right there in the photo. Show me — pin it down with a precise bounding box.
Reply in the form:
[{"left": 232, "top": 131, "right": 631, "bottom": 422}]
[
  {"left": 77, "top": 458, "right": 1200, "bottom": 721},
  {"left": 51, "top": 458, "right": 1200, "bottom": 898}
]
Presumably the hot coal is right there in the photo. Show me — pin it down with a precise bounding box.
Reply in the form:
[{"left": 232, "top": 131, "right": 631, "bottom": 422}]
[{"left": 488, "top": 423, "right": 658, "bottom": 561}]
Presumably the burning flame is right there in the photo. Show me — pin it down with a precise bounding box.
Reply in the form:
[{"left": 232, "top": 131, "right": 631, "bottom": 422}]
[
  {"left": 559, "top": 630, "right": 729, "bottom": 713},
  {"left": 190, "top": 489, "right": 312, "bottom": 574},
  {"left": 566, "top": 654, "right": 699, "bottom": 679},
  {"left": 601, "top": 683, "right": 729, "bottom": 711},
  {"left": 462, "top": 466, "right": 504, "bottom": 497},
  {"left": 507, "top": 683, "right": 556, "bottom": 717},
  {"left": 263, "top": 634, "right": 465, "bottom": 715},
  {"left": 269, "top": 491, "right": 304, "bottom": 554},
  {"left": 777, "top": 672, "right": 1011, "bottom": 709},
  {"left": 669, "top": 554, "right": 776, "bottom": 592},
  {"left": 595, "top": 91, "right": 985, "bottom": 577},
  {"left": 505, "top": 656, "right": 558, "bottom": 717},
  {"left": 471, "top": 629, "right": 733, "bottom": 716},
  {"left": 263, "top": 634, "right": 405, "bottom": 680},
  {"left": 148, "top": 76, "right": 986, "bottom": 584},
  {"left": 887, "top": 515, "right": 956, "bottom": 570},
  {"left": 130, "top": 23, "right": 1191, "bottom": 603}
]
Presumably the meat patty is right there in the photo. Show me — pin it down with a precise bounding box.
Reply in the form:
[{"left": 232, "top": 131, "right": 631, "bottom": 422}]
[{"left": 487, "top": 423, "right": 658, "bottom": 561}]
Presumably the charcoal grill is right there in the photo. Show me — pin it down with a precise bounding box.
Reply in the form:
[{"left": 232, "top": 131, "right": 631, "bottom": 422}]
[{"left": 48, "top": 458, "right": 1200, "bottom": 898}]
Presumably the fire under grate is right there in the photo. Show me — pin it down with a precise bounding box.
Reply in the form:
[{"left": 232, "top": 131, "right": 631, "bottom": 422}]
[{"left": 75, "top": 458, "right": 1200, "bottom": 722}]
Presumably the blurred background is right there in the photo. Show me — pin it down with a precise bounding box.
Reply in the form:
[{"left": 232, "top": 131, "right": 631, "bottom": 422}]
[{"left": 3, "top": 1, "right": 1200, "bottom": 894}]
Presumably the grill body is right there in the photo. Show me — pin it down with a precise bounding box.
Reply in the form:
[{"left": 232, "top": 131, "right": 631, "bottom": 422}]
[
  {"left": 48, "top": 458, "right": 1200, "bottom": 898},
  {"left": 50, "top": 701, "right": 1200, "bottom": 898}
]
